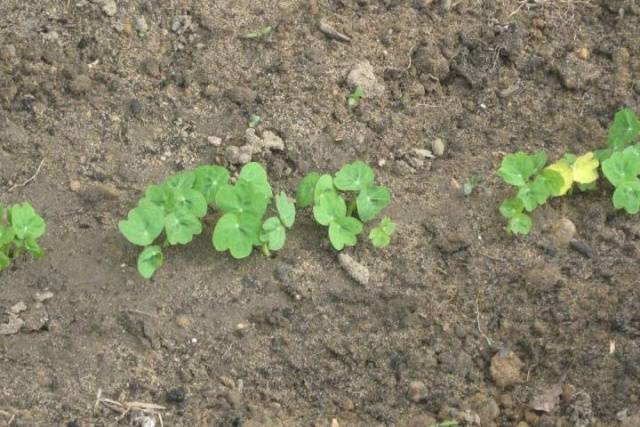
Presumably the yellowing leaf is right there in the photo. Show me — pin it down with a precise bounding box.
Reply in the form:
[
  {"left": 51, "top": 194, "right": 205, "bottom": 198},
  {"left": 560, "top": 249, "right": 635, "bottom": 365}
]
[
  {"left": 545, "top": 162, "right": 573, "bottom": 195},
  {"left": 572, "top": 152, "right": 599, "bottom": 184}
]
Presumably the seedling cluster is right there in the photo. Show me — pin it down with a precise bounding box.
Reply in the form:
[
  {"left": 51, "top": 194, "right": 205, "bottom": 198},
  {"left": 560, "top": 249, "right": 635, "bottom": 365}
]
[
  {"left": 297, "top": 161, "right": 395, "bottom": 250},
  {"left": 119, "top": 160, "right": 394, "bottom": 279},
  {"left": 0, "top": 202, "right": 46, "bottom": 271},
  {"left": 499, "top": 108, "right": 640, "bottom": 234}
]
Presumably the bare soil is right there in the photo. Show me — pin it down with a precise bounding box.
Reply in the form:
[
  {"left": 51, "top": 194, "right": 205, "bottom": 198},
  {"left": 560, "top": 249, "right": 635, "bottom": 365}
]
[{"left": 1, "top": 0, "right": 640, "bottom": 426}]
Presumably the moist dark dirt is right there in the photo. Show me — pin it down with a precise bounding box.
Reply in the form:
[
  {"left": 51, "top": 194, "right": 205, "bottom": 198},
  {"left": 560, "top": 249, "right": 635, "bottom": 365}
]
[{"left": 1, "top": 0, "right": 640, "bottom": 426}]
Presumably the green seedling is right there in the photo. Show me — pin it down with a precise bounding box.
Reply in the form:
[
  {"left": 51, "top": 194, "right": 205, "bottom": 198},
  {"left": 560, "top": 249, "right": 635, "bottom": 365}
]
[
  {"left": 498, "top": 108, "right": 639, "bottom": 235},
  {"left": 347, "top": 86, "right": 364, "bottom": 107},
  {"left": 120, "top": 162, "right": 296, "bottom": 278},
  {"left": 463, "top": 175, "right": 482, "bottom": 196},
  {"left": 297, "top": 161, "right": 394, "bottom": 250},
  {"left": 248, "top": 114, "right": 262, "bottom": 128},
  {"left": 369, "top": 216, "right": 396, "bottom": 248},
  {"left": 243, "top": 25, "right": 273, "bottom": 39},
  {"left": 0, "top": 202, "right": 46, "bottom": 272}
]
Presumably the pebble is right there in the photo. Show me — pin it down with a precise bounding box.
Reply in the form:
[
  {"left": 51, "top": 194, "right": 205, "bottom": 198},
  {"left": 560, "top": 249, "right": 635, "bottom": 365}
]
[
  {"left": 552, "top": 217, "right": 576, "bottom": 248},
  {"left": 100, "top": 0, "right": 117, "bottom": 17},
  {"left": 468, "top": 393, "right": 500, "bottom": 425},
  {"left": 407, "top": 381, "right": 428, "bottom": 403},
  {"left": 207, "top": 136, "right": 222, "bottom": 146},
  {"left": 34, "top": 291, "right": 54, "bottom": 303},
  {"left": 431, "top": 138, "right": 445, "bottom": 156},
  {"left": 490, "top": 350, "right": 524, "bottom": 388},
  {"left": 337, "top": 253, "right": 370, "bottom": 286},
  {"left": 68, "top": 75, "right": 92, "bottom": 95},
  {"left": 135, "top": 16, "right": 148, "bottom": 33},
  {"left": 166, "top": 387, "right": 186, "bottom": 403},
  {"left": 225, "top": 145, "right": 253, "bottom": 165},
  {"left": 225, "top": 86, "right": 256, "bottom": 105},
  {"left": 10, "top": 301, "right": 28, "bottom": 314},
  {"left": 22, "top": 303, "right": 49, "bottom": 332},
  {"left": 175, "top": 315, "right": 192, "bottom": 328},
  {"left": 0, "top": 314, "right": 24, "bottom": 335},
  {"left": 0, "top": 44, "right": 16, "bottom": 62},
  {"left": 413, "top": 148, "right": 435, "bottom": 160},
  {"left": 347, "top": 60, "right": 385, "bottom": 98},
  {"left": 530, "top": 384, "right": 562, "bottom": 413}
]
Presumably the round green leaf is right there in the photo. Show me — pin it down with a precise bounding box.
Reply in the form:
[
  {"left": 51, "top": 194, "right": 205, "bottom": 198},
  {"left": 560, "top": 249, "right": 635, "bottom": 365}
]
[
  {"left": 260, "top": 216, "right": 286, "bottom": 251},
  {"left": 9, "top": 203, "right": 46, "bottom": 240},
  {"left": 164, "top": 210, "right": 202, "bottom": 245},
  {"left": 215, "top": 181, "right": 269, "bottom": 218},
  {"left": 356, "top": 185, "right": 390, "bottom": 222},
  {"left": 612, "top": 180, "right": 640, "bottom": 214},
  {"left": 507, "top": 213, "right": 532, "bottom": 235},
  {"left": 334, "top": 161, "right": 375, "bottom": 191},
  {"left": 238, "top": 162, "right": 272, "bottom": 198},
  {"left": 137, "top": 245, "right": 163, "bottom": 279},
  {"left": 608, "top": 108, "right": 640, "bottom": 149},
  {"left": 23, "top": 238, "right": 44, "bottom": 259},
  {"left": 194, "top": 165, "right": 229, "bottom": 203},
  {"left": 314, "top": 174, "right": 337, "bottom": 204},
  {"left": 275, "top": 191, "right": 296, "bottom": 228},
  {"left": 0, "top": 225, "right": 15, "bottom": 247},
  {"left": 296, "top": 172, "right": 320, "bottom": 208},
  {"left": 313, "top": 193, "right": 346, "bottom": 226},
  {"left": 602, "top": 146, "right": 640, "bottom": 187},
  {"left": 328, "top": 216, "right": 363, "bottom": 250},
  {"left": 498, "top": 152, "right": 547, "bottom": 187},
  {"left": 118, "top": 202, "right": 164, "bottom": 246},
  {"left": 499, "top": 197, "right": 524, "bottom": 219},
  {"left": 144, "top": 184, "right": 176, "bottom": 214},
  {"left": 369, "top": 217, "right": 396, "bottom": 248},
  {"left": 173, "top": 188, "right": 208, "bottom": 218},
  {"left": 166, "top": 171, "right": 196, "bottom": 190},
  {"left": 213, "top": 213, "right": 261, "bottom": 259}
]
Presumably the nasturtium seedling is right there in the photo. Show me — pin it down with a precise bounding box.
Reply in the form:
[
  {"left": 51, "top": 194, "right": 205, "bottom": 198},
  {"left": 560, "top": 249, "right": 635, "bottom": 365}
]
[
  {"left": 193, "top": 165, "right": 229, "bottom": 204},
  {"left": 498, "top": 108, "right": 639, "bottom": 236},
  {"left": 260, "top": 217, "right": 286, "bottom": 251},
  {"left": 297, "top": 160, "right": 393, "bottom": 251},
  {"left": 0, "top": 202, "right": 46, "bottom": 272},
  {"left": 213, "top": 212, "right": 262, "bottom": 259},
  {"left": 347, "top": 86, "right": 364, "bottom": 107},
  {"left": 137, "top": 245, "right": 163, "bottom": 279},
  {"left": 369, "top": 217, "right": 396, "bottom": 248},
  {"left": 118, "top": 201, "right": 164, "bottom": 246}
]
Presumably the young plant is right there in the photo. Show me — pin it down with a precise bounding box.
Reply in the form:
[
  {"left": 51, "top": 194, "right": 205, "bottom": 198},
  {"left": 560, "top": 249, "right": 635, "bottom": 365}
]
[
  {"left": 347, "top": 86, "right": 364, "bottom": 107},
  {"left": 297, "top": 161, "right": 394, "bottom": 250},
  {"left": 498, "top": 108, "right": 639, "bottom": 235},
  {"left": 119, "top": 162, "right": 296, "bottom": 278},
  {"left": 0, "top": 202, "right": 46, "bottom": 272},
  {"left": 498, "top": 151, "right": 599, "bottom": 234}
]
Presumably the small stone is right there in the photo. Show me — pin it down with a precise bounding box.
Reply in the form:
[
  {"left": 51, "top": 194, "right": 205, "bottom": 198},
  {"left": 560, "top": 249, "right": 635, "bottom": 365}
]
[
  {"left": 490, "top": 350, "right": 524, "bottom": 388},
  {"left": 0, "top": 314, "right": 24, "bottom": 335},
  {"left": 338, "top": 253, "right": 369, "bottom": 286},
  {"left": 347, "top": 60, "right": 385, "bottom": 98},
  {"left": 10, "top": 301, "right": 28, "bottom": 314},
  {"left": 530, "top": 384, "right": 562, "bottom": 413},
  {"left": 166, "top": 387, "right": 186, "bottom": 403},
  {"left": 225, "top": 145, "right": 253, "bottom": 165},
  {"left": 34, "top": 292, "right": 54, "bottom": 303},
  {"left": 330, "top": 419, "right": 339, "bottom": 427},
  {"left": 575, "top": 47, "right": 590, "bottom": 60},
  {"left": 413, "top": 43, "right": 450, "bottom": 80},
  {"left": 69, "top": 180, "right": 82, "bottom": 192},
  {"left": 175, "top": 315, "right": 192, "bottom": 328},
  {"left": 135, "top": 16, "right": 148, "bottom": 33},
  {"left": 408, "top": 381, "right": 428, "bottom": 403},
  {"left": 431, "top": 138, "right": 445, "bottom": 156},
  {"left": 413, "top": 148, "right": 435, "bottom": 159},
  {"left": 101, "top": 0, "right": 117, "bottom": 17},
  {"left": 468, "top": 393, "right": 500, "bottom": 425},
  {"left": 225, "top": 86, "right": 256, "bottom": 105},
  {"left": 552, "top": 217, "right": 576, "bottom": 248},
  {"left": 129, "top": 99, "right": 144, "bottom": 116},
  {"left": 68, "top": 75, "right": 92, "bottom": 95},
  {"left": 0, "top": 44, "right": 16, "bottom": 62},
  {"left": 260, "top": 130, "right": 285, "bottom": 151},
  {"left": 207, "top": 136, "right": 222, "bottom": 146},
  {"left": 22, "top": 303, "right": 49, "bottom": 332},
  {"left": 142, "top": 58, "right": 161, "bottom": 78}
]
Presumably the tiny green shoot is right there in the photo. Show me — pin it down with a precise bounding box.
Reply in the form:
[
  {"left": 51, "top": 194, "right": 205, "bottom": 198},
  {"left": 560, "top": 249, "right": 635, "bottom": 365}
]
[
  {"left": 243, "top": 25, "right": 273, "bottom": 39},
  {"left": 249, "top": 114, "right": 262, "bottom": 128},
  {"left": 347, "top": 86, "right": 364, "bottom": 107},
  {"left": 463, "top": 175, "right": 482, "bottom": 196},
  {"left": 0, "top": 202, "right": 46, "bottom": 272}
]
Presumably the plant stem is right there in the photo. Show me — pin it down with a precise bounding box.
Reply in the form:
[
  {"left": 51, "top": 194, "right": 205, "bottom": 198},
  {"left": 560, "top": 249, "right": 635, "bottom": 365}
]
[
  {"left": 346, "top": 199, "right": 357, "bottom": 217},
  {"left": 261, "top": 244, "right": 271, "bottom": 257}
]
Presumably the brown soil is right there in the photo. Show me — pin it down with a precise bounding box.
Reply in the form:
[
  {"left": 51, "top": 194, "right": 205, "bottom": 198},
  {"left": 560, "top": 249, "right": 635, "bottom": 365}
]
[{"left": 1, "top": 0, "right": 640, "bottom": 426}]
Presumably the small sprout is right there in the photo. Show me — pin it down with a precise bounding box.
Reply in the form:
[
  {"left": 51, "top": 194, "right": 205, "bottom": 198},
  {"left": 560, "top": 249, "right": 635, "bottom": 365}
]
[
  {"left": 602, "top": 146, "right": 640, "bottom": 214},
  {"left": 248, "top": 114, "right": 262, "bottom": 128},
  {"left": 462, "top": 175, "right": 482, "bottom": 196},
  {"left": 243, "top": 25, "right": 273, "bottom": 39},
  {"left": 137, "top": 245, "right": 163, "bottom": 279},
  {"left": 0, "top": 202, "right": 46, "bottom": 272},
  {"left": 347, "top": 86, "right": 364, "bottom": 107},
  {"left": 369, "top": 217, "right": 396, "bottom": 248},
  {"left": 297, "top": 160, "right": 393, "bottom": 251}
]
